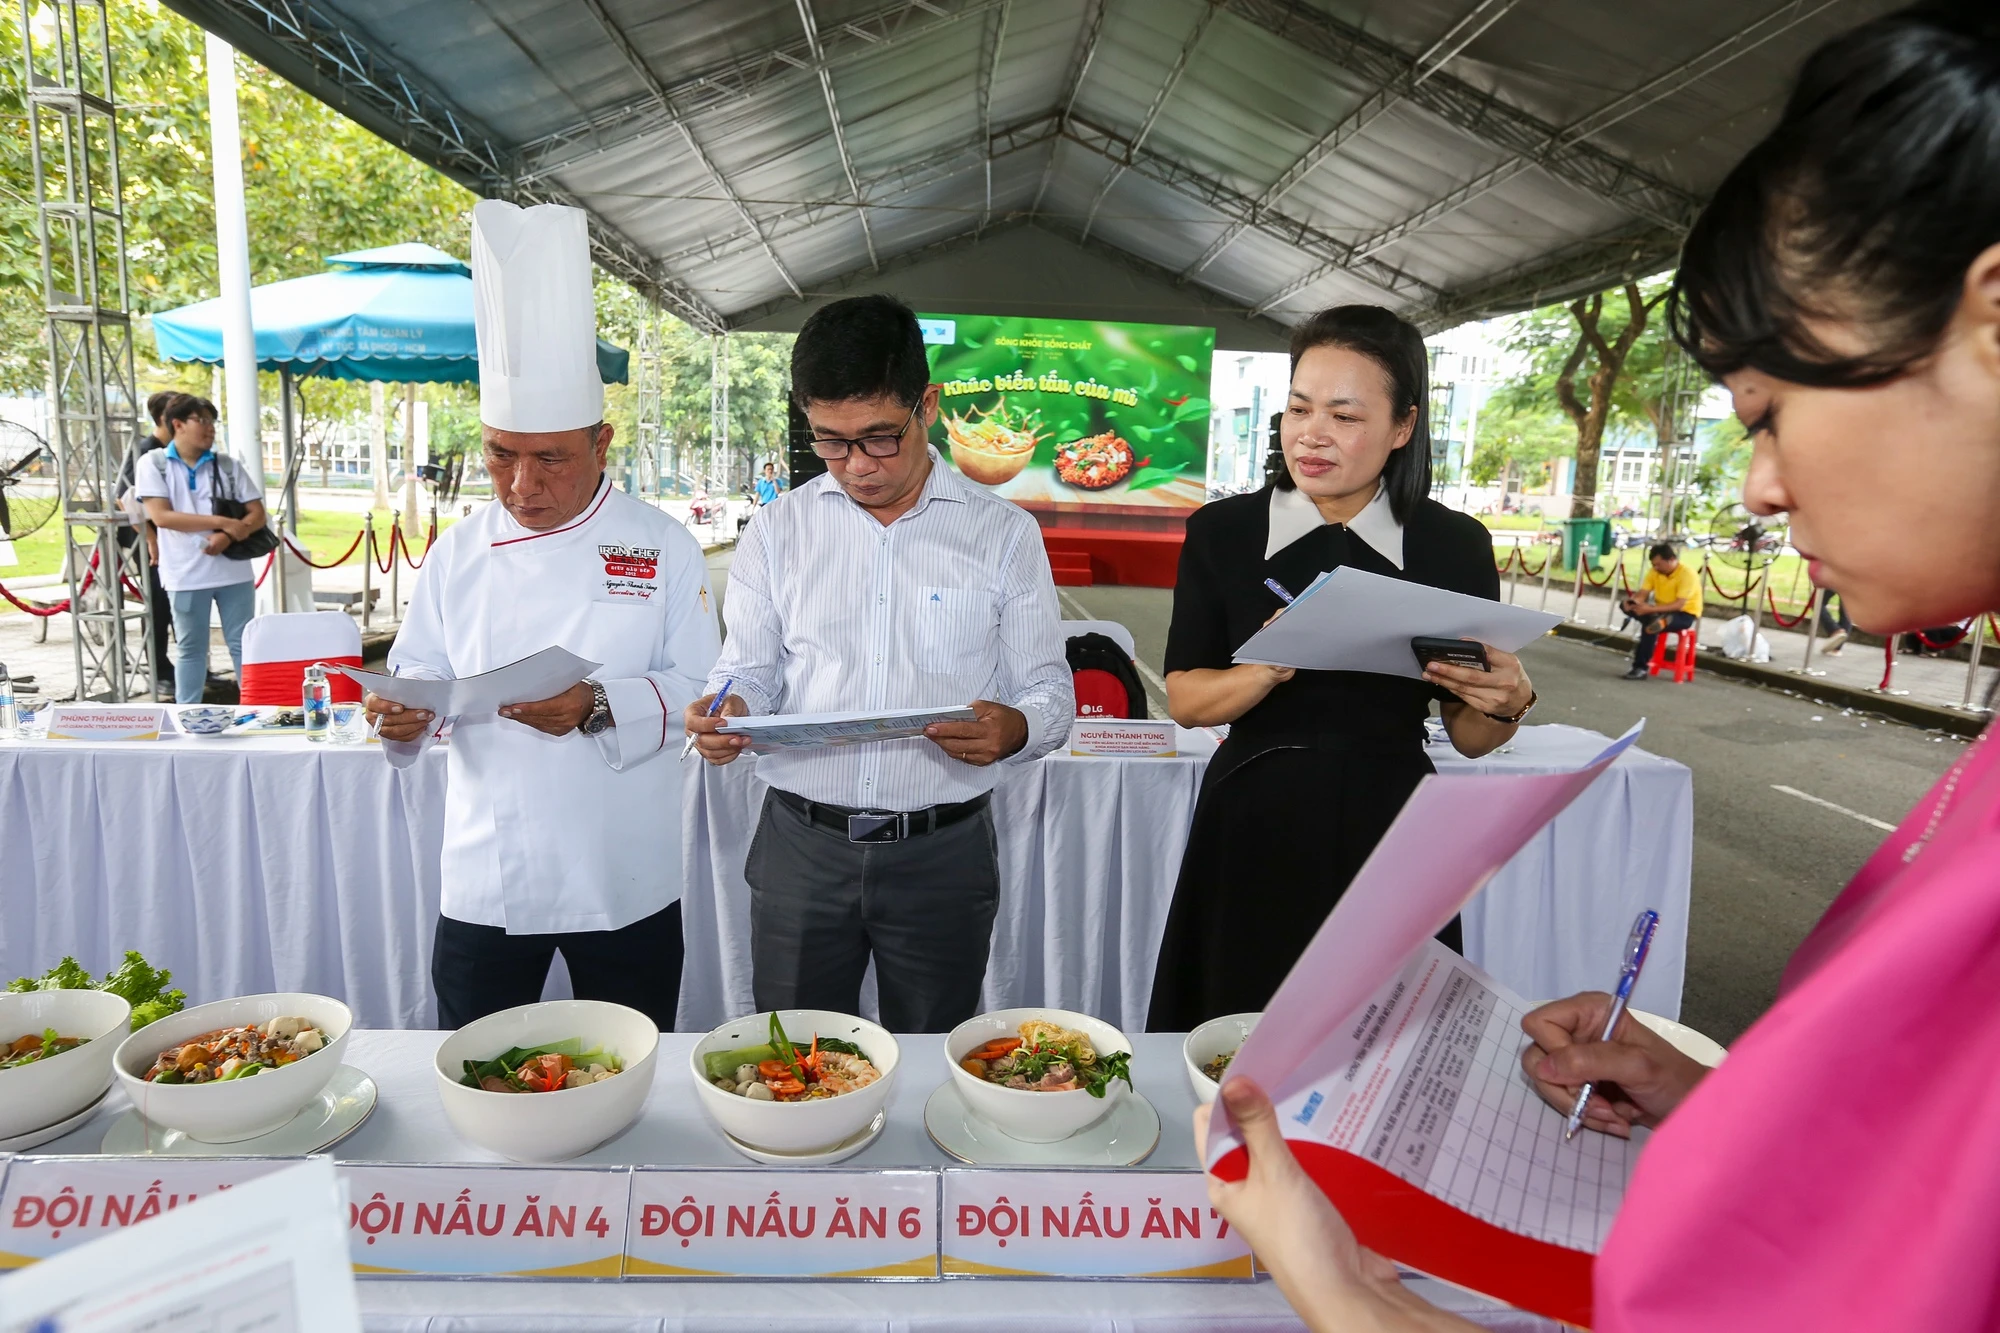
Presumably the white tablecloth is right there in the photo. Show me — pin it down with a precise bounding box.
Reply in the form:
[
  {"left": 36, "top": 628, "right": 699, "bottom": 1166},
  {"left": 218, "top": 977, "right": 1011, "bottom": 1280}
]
[
  {"left": 26, "top": 1030, "right": 1559, "bottom": 1333},
  {"left": 0, "top": 724, "right": 1689, "bottom": 1031}
]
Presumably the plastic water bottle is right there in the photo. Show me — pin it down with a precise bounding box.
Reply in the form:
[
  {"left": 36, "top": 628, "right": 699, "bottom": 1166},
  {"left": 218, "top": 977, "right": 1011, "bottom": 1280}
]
[
  {"left": 303, "top": 664, "right": 331, "bottom": 742},
  {"left": 0, "top": 663, "right": 15, "bottom": 740}
]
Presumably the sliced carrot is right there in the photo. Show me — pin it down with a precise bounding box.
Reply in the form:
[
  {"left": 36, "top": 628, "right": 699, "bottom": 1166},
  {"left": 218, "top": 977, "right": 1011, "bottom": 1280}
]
[
  {"left": 766, "top": 1076, "right": 805, "bottom": 1096},
  {"left": 757, "top": 1059, "right": 794, "bottom": 1080},
  {"left": 970, "top": 1038, "right": 1022, "bottom": 1062}
]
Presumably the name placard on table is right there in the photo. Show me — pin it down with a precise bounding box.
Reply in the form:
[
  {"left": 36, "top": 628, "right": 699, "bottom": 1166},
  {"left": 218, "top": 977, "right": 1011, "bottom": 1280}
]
[
  {"left": 942, "top": 1170, "right": 1252, "bottom": 1279},
  {"left": 43, "top": 704, "right": 169, "bottom": 741},
  {"left": 0, "top": 1156, "right": 291, "bottom": 1266},
  {"left": 0, "top": 1160, "right": 1252, "bottom": 1282},
  {"left": 626, "top": 1168, "right": 938, "bottom": 1279},
  {"left": 341, "top": 1162, "right": 631, "bottom": 1278},
  {"left": 1067, "top": 720, "right": 1178, "bottom": 757}
]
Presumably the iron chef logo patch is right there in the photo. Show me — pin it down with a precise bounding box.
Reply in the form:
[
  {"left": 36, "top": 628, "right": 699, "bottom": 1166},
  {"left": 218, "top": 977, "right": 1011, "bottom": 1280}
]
[{"left": 598, "top": 542, "right": 661, "bottom": 601}]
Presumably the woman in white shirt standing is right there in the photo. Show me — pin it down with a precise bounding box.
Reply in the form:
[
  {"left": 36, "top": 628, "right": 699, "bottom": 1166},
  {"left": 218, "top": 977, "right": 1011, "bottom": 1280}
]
[{"left": 133, "top": 394, "right": 267, "bottom": 703}]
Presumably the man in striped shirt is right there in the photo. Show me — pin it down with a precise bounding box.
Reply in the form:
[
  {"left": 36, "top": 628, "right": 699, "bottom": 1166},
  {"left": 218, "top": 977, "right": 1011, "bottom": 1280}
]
[{"left": 687, "top": 295, "right": 1073, "bottom": 1032}]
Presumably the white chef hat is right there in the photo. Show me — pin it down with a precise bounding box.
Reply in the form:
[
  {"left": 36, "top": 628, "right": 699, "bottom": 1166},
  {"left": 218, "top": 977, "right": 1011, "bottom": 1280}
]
[{"left": 471, "top": 199, "right": 603, "bottom": 433}]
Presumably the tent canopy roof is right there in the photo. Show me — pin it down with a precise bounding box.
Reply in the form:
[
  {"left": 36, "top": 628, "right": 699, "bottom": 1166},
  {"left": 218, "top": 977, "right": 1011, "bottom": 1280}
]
[{"left": 163, "top": 0, "right": 1900, "bottom": 349}]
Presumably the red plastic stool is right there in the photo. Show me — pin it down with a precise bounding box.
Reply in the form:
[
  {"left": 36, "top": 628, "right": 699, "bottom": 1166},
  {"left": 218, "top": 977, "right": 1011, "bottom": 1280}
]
[{"left": 1647, "top": 623, "right": 1698, "bottom": 682}]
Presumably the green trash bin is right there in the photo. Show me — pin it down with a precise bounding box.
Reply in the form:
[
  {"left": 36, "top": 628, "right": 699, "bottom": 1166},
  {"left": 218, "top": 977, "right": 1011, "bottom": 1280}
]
[{"left": 1561, "top": 517, "right": 1614, "bottom": 569}]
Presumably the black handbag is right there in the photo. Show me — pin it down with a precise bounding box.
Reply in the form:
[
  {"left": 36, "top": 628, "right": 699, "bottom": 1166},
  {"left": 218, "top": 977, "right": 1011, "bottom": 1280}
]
[{"left": 211, "top": 455, "right": 281, "bottom": 561}]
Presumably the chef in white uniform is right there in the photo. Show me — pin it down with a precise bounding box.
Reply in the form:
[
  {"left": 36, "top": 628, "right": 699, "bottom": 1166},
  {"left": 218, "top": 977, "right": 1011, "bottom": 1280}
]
[{"left": 366, "top": 200, "right": 719, "bottom": 1030}]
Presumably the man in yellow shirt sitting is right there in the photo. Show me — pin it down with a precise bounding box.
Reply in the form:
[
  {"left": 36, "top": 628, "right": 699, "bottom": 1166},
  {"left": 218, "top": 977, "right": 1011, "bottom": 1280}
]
[{"left": 1621, "top": 542, "right": 1704, "bottom": 679}]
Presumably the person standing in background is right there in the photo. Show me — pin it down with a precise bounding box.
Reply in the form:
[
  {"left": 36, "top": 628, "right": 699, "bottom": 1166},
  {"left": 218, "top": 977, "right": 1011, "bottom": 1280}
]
[
  {"left": 754, "top": 461, "right": 786, "bottom": 507},
  {"left": 118, "top": 390, "right": 177, "bottom": 695},
  {"left": 685, "top": 294, "right": 1073, "bottom": 1032},
  {"left": 133, "top": 394, "right": 264, "bottom": 704}
]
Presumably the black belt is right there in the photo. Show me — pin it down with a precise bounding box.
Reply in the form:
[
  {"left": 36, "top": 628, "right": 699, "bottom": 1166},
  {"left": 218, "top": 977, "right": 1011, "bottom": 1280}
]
[{"left": 772, "top": 788, "right": 990, "bottom": 843}]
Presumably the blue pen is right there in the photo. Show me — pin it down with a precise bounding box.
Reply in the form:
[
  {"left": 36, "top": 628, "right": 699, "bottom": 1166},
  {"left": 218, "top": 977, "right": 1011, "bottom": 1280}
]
[
  {"left": 1563, "top": 909, "right": 1660, "bottom": 1141},
  {"left": 680, "top": 678, "right": 734, "bottom": 760},
  {"left": 1263, "top": 578, "right": 1295, "bottom": 605}
]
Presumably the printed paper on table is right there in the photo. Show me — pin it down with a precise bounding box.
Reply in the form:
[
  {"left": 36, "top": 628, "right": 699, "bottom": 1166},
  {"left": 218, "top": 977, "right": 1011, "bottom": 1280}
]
[
  {"left": 43, "top": 704, "right": 169, "bottom": 741},
  {"left": 0, "top": 1157, "right": 360, "bottom": 1333},
  {"left": 626, "top": 1168, "right": 938, "bottom": 1279},
  {"left": 339, "top": 645, "right": 599, "bottom": 720},
  {"left": 942, "top": 1170, "right": 1251, "bottom": 1279},
  {"left": 1232, "top": 566, "right": 1560, "bottom": 676},
  {"left": 1204, "top": 723, "right": 1646, "bottom": 1326},
  {"left": 717, "top": 705, "right": 976, "bottom": 753},
  {"left": 1068, "top": 720, "right": 1178, "bottom": 757}
]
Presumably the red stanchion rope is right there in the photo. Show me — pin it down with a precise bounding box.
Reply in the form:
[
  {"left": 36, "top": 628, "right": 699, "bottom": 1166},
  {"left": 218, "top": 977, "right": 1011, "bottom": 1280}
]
[
  {"left": 370, "top": 524, "right": 397, "bottom": 575},
  {"left": 1517, "top": 550, "right": 1550, "bottom": 577},
  {"left": 254, "top": 552, "right": 275, "bottom": 588},
  {"left": 394, "top": 522, "right": 437, "bottom": 570},
  {"left": 1764, "top": 581, "right": 1818, "bottom": 630},
  {"left": 0, "top": 549, "right": 102, "bottom": 618},
  {"left": 282, "top": 527, "right": 366, "bottom": 570},
  {"left": 1911, "top": 621, "right": 1973, "bottom": 651},
  {"left": 1702, "top": 562, "right": 1760, "bottom": 604},
  {"left": 1493, "top": 546, "right": 1516, "bottom": 574},
  {"left": 1878, "top": 637, "right": 1895, "bottom": 691}
]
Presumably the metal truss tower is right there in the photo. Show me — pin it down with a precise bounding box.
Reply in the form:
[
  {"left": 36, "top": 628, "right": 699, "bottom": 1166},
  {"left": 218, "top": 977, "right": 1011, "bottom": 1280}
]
[
  {"left": 1653, "top": 344, "right": 1705, "bottom": 539},
  {"left": 21, "top": 0, "right": 152, "bottom": 700},
  {"left": 708, "top": 333, "right": 729, "bottom": 493},
  {"left": 632, "top": 318, "right": 663, "bottom": 495}
]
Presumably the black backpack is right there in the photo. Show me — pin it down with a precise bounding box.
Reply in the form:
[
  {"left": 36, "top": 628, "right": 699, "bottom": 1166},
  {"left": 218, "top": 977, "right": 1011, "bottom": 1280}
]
[{"left": 1065, "top": 632, "right": 1147, "bottom": 720}]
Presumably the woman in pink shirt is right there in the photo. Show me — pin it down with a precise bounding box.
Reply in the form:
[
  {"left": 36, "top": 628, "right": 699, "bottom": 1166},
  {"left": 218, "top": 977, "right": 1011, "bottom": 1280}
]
[{"left": 1203, "top": 4, "right": 2000, "bottom": 1328}]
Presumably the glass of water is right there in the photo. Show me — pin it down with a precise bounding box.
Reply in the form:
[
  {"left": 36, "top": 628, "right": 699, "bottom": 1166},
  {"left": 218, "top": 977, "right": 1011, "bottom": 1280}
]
[{"left": 328, "top": 701, "right": 372, "bottom": 744}]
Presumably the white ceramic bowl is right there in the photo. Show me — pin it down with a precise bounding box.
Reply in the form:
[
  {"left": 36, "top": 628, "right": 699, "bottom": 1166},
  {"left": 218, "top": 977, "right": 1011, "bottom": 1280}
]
[
  {"left": 0, "top": 990, "right": 132, "bottom": 1138},
  {"left": 434, "top": 1000, "right": 658, "bottom": 1162},
  {"left": 177, "top": 706, "right": 235, "bottom": 736},
  {"left": 114, "top": 992, "right": 351, "bottom": 1143},
  {"left": 690, "top": 1010, "right": 899, "bottom": 1154},
  {"left": 1182, "top": 1011, "right": 1260, "bottom": 1107},
  {"left": 945, "top": 1008, "right": 1131, "bottom": 1144}
]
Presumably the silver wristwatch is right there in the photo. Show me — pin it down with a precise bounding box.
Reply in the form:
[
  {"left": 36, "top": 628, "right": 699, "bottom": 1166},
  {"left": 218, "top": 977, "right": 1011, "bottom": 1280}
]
[{"left": 579, "top": 679, "right": 612, "bottom": 736}]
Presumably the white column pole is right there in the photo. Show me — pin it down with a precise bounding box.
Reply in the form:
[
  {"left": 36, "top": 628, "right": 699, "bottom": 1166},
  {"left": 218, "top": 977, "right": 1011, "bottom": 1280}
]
[{"left": 204, "top": 34, "right": 260, "bottom": 463}]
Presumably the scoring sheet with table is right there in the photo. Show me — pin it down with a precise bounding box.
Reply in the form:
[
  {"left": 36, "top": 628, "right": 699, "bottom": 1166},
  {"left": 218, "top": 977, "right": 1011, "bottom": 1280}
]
[{"left": 1302, "top": 941, "right": 1636, "bottom": 1254}]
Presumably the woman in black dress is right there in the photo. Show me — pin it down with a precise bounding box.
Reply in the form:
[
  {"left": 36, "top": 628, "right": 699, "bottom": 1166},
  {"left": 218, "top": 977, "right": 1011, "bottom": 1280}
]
[{"left": 1148, "top": 306, "right": 1538, "bottom": 1030}]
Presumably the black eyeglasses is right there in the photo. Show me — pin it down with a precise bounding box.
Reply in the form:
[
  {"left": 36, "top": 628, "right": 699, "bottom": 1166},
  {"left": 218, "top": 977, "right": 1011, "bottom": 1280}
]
[{"left": 808, "top": 399, "right": 921, "bottom": 460}]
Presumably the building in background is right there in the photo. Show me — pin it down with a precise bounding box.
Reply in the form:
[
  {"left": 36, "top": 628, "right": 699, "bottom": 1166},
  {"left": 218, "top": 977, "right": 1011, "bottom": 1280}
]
[
  {"left": 1208, "top": 350, "right": 1289, "bottom": 498},
  {"left": 1425, "top": 321, "right": 1512, "bottom": 512}
]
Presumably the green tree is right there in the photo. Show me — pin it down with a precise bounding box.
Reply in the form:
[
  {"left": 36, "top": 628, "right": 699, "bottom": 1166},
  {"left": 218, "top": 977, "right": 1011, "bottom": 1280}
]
[
  {"left": 1484, "top": 278, "right": 1672, "bottom": 517},
  {"left": 1467, "top": 402, "right": 1569, "bottom": 490}
]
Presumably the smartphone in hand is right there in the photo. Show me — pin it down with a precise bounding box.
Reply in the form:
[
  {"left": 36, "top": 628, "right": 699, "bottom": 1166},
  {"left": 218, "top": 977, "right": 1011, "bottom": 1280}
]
[{"left": 1411, "top": 636, "right": 1491, "bottom": 672}]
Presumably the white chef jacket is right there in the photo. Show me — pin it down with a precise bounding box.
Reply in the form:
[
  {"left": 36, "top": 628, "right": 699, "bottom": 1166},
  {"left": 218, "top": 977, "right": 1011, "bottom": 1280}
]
[{"left": 383, "top": 478, "right": 719, "bottom": 934}]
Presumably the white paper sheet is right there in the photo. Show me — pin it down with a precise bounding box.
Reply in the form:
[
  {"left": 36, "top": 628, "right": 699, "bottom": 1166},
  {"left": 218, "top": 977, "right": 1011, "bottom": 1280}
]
[
  {"left": 1232, "top": 566, "right": 1562, "bottom": 676},
  {"left": 1205, "top": 723, "right": 1648, "bottom": 1253},
  {"left": 0, "top": 1158, "right": 362, "bottom": 1333},
  {"left": 718, "top": 705, "right": 976, "bottom": 753},
  {"left": 339, "top": 645, "right": 599, "bottom": 719}
]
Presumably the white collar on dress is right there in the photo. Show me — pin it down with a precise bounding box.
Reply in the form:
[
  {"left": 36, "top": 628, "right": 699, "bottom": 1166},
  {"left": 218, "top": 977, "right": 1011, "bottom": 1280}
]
[{"left": 1265, "top": 482, "right": 1404, "bottom": 568}]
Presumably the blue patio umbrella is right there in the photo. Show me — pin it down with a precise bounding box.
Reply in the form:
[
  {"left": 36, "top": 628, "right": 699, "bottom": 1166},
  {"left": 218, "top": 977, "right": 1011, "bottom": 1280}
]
[
  {"left": 150, "top": 242, "right": 631, "bottom": 520},
  {"left": 149, "top": 242, "right": 630, "bottom": 384}
]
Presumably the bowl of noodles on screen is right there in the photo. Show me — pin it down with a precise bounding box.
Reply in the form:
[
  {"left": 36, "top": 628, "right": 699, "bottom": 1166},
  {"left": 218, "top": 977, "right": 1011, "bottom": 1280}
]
[
  {"left": 691, "top": 1009, "right": 899, "bottom": 1155},
  {"left": 433, "top": 999, "right": 659, "bottom": 1162},
  {"left": 945, "top": 1008, "right": 1133, "bottom": 1143}
]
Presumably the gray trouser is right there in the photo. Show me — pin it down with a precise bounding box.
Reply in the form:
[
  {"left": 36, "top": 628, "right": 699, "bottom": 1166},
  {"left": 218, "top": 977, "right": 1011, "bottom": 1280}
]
[{"left": 745, "top": 789, "right": 1001, "bottom": 1033}]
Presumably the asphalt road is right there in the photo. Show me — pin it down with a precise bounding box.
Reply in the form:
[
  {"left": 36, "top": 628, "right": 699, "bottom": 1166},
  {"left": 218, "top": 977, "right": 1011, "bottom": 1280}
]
[{"left": 706, "top": 546, "right": 1967, "bottom": 1047}]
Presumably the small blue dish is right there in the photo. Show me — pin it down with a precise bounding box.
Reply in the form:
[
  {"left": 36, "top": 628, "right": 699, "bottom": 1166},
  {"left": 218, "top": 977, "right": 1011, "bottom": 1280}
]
[{"left": 178, "top": 705, "right": 235, "bottom": 736}]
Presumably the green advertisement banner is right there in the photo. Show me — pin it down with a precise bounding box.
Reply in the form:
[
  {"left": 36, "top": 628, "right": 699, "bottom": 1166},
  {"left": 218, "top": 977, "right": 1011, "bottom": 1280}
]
[{"left": 920, "top": 313, "right": 1214, "bottom": 510}]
